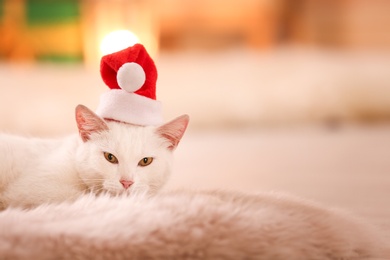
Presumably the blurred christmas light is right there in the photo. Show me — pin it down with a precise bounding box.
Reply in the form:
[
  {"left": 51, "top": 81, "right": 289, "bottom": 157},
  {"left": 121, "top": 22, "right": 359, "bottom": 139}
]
[{"left": 100, "top": 30, "right": 139, "bottom": 55}]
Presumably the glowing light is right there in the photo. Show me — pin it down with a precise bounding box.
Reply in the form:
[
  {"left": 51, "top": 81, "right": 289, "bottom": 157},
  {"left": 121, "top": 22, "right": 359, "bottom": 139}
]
[{"left": 100, "top": 30, "right": 140, "bottom": 55}]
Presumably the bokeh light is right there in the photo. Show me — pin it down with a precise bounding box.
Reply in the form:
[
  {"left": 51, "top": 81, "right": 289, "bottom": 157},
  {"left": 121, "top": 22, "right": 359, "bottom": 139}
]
[{"left": 100, "top": 30, "right": 139, "bottom": 56}]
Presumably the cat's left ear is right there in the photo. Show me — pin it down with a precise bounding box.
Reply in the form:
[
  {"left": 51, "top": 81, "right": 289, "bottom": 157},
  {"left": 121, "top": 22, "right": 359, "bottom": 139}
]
[
  {"left": 157, "top": 115, "right": 189, "bottom": 151},
  {"left": 75, "top": 105, "right": 109, "bottom": 142}
]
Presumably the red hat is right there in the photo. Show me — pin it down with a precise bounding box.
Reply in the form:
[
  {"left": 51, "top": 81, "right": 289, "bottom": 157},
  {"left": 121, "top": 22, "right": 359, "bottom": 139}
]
[{"left": 96, "top": 44, "right": 163, "bottom": 125}]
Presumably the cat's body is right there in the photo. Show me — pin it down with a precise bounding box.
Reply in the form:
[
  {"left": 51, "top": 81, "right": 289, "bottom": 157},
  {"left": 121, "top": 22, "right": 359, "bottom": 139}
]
[
  {"left": 0, "top": 105, "right": 189, "bottom": 210},
  {"left": 0, "top": 134, "right": 84, "bottom": 209},
  {"left": 0, "top": 189, "right": 389, "bottom": 259}
]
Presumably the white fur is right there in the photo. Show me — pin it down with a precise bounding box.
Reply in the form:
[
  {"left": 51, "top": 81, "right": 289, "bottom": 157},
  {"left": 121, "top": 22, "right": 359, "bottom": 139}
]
[
  {"left": 0, "top": 190, "right": 388, "bottom": 259},
  {"left": 0, "top": 106, "right": 188, "bottom": 210}
]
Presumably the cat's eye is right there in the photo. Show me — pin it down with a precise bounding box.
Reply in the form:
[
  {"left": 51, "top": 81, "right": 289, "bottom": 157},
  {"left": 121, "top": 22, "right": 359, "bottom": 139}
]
[
  {"left": 138, "top": 157, "right": 153, "bottom": 167},
  {"left": 104, "top": 152, "right": 118, "bottom": 164}
]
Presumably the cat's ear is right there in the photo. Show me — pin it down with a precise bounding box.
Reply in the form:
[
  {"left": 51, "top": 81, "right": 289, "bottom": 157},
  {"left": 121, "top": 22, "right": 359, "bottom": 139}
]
[
  {"left": 75, "top": 105, "right": 109, "bottom": 142},
  {"left": 157, "top": 115, "right": 189, "bottom": 151}
]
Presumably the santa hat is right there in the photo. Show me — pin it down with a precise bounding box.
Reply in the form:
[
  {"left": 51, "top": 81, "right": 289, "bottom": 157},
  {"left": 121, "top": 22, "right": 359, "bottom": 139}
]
[{"left": 95, "top": 44, "right": 163, "bottom": 126}]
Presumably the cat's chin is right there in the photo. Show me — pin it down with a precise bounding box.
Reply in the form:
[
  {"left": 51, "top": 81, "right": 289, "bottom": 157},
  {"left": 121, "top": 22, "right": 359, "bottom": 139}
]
[
  {"left": 101, "top": 184, "right": 153, "bottom": 197},
  {"left": 102, "top": 189, "right": 129, "bottom": 196},
  {"left": 106, "top": 187, "right": 154, "bottom": 198}
]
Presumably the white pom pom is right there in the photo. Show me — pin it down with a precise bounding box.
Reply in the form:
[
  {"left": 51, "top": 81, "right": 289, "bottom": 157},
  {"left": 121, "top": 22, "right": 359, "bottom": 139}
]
[{"left": 117, "top": 62, "right": 146, "bottom": 93}]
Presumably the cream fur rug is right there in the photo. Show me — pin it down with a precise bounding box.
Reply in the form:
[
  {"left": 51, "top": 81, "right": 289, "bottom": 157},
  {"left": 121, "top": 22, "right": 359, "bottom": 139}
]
[{"left": 0, "top": 190, "right": 389, "bottom": 260}]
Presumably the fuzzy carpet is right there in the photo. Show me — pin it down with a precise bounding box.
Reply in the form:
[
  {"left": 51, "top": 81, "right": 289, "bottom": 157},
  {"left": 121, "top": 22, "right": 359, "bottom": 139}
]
[{"left": 0, "top": 190, "right": 389, "bottom": 260}]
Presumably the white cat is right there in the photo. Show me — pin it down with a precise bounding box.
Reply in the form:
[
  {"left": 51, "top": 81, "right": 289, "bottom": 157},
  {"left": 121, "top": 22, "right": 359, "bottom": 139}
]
[{"left": 0, "top": 105, "right": 189, "bottom": 209}]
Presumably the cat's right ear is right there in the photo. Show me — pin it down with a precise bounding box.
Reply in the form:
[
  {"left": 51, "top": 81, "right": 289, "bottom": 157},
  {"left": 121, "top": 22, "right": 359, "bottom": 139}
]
[{"left": 75, "top": 105, "right": 109, "bottom": 142}]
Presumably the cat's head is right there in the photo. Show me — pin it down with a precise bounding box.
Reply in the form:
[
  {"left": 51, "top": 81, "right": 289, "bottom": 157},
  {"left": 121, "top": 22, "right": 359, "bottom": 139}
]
[{"left": 74, "top": 104, "right": 189, "bottom": 196}]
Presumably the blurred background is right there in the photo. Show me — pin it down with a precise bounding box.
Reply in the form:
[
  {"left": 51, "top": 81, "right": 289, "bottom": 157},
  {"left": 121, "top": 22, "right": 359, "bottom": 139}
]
[{"left": 0, "top": 0, "right": 390, "bottom": 231}]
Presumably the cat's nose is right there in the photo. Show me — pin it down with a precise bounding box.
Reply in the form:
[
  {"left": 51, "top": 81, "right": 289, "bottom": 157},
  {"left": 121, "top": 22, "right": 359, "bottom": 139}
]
[{"left": 120, "top": 179, "right": 134, "bottom": 189}]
